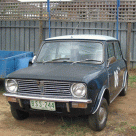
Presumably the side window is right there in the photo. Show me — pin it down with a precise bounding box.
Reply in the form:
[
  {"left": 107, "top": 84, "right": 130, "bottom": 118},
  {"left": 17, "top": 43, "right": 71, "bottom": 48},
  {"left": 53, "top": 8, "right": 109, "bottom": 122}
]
[
  {"left": 107, "top": 42, "right": 115, "bottom": 59},
  {"left": 114, "top": 42, "right": 122, "bottom": 60}
]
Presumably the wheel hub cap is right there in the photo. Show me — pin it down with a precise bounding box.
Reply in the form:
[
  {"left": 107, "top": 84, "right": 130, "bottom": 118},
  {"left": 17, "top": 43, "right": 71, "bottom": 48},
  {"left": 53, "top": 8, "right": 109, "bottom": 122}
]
[{"left": 99, "top": 107, "right": 106, "bottom": 124}]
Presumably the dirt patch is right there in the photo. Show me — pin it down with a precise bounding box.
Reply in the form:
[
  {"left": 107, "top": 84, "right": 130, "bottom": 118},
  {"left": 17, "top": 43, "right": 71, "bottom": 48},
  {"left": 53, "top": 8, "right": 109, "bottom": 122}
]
[
  {"left": 129, "top": 68, "right": 136, "bottom": 76},
  {"left": 0, "top": 75, "right": 136, "bottom": 136}
]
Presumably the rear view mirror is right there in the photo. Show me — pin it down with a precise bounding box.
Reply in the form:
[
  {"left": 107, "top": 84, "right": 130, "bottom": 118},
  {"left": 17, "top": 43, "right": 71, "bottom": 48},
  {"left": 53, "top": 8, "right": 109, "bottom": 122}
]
[
  {"left": 29, "top": 56, "right": 36, "bottom": 66},
  {"left": 32, "top": 56, "right": 36, "bottom": 63},
  {"left": 107, "top": 56, "right": 116, "bottom": 67}
]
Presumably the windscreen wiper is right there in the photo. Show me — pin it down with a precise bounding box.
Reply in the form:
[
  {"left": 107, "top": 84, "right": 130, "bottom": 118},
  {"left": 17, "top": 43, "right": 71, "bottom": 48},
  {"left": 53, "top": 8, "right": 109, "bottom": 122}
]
[
  {"left": 84, "top": 59, "right": 102, "bottom": 62},
  {"left": 51, "top": 58, "right": 70, "bottom": 61},
  {"left": 43, "top": 58, "right": 70, "bottom": 63},
  {"left": 72, "top": 59, "right": 101, "bottom": 64}
]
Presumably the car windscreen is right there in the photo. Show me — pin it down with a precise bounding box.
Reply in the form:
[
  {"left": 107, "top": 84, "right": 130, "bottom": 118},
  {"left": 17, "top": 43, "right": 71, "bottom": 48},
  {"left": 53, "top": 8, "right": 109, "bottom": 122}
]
[{"left": 36, "top": 41, "right": 104, "bottom": 63}]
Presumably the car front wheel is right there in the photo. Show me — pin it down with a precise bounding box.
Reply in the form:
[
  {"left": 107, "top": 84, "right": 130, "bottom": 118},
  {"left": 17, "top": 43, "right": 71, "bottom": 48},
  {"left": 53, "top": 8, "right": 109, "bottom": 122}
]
[
  {"left": 11, "top": 106, "right": 29, "bottom": 120},
  {"left": 88, "top": 98, "right": 108, "bottom": 131}
]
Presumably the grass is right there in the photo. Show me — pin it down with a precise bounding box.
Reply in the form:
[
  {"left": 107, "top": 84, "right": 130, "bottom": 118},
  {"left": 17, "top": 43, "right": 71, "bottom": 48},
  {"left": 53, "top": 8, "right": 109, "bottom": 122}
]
[
  {"left": 54, "top": 117, "right": 90, "bottom": 136},
  {"left": 128, "top": 75, "right": 136, "bottom": 87},
  {"left": 55, "top": 124, "right": 90, "bottom": 136},
  {"left": 131, "top": 126, "right": 136, "bottom": 130},
  {"left": 115, "top": 127, "right": 125, "bottom": 133},
  {"left": 120, "top": 121, "right": 127, "bottom": 126}
]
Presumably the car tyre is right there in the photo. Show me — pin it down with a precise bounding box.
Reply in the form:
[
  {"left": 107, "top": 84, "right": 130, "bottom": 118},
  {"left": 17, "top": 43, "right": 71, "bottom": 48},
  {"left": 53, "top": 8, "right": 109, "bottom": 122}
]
[
  {"left": 11, "top": 106, "right": 29, "bottom": 120},
  {"left": 88, "top": 98, "right": 108, "bottom": 131}
]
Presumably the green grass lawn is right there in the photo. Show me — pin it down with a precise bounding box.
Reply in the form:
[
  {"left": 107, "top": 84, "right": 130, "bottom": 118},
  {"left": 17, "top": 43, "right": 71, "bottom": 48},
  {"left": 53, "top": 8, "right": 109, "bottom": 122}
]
[{"left": 129, "top": 75, "right": 136, "bottom": 87}]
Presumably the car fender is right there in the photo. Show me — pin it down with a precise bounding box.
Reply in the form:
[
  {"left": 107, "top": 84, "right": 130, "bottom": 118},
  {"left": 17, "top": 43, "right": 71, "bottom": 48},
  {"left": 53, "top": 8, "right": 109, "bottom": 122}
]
[{"left": 92, "top": 85, "right": 109, "bottom": 114}]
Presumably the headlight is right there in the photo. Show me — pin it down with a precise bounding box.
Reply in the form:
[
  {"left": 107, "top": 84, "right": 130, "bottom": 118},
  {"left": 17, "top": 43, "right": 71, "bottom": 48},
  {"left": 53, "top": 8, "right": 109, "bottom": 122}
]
[
  {"left": 71, "top": 83, "right": 87, "bottom": 98},
  {"left": 5, "top": 79, "right": 18, "bottom": 93}
]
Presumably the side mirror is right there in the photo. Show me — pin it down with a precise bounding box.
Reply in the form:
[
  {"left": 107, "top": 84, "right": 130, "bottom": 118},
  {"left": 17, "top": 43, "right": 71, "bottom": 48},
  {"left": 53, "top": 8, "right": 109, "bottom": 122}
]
[
  {"left": 107, "top": 56, "right": 116, "bottom": 67},
  {"left": 29, "top": 56, "right": 36, "bottom": 66},
  {"left": 32, "top": 56, "right": 36, "bottom": 63}
]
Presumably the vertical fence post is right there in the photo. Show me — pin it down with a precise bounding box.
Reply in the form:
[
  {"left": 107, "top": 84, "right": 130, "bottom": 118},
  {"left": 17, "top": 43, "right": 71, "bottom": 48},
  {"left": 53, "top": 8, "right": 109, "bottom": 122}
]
[
  {"left": 39, "top": 21, "right": 43, "bottom": 46},
  {"left": 116, "top": 0, "right": 120, "bottom": 39},
  {"left": 47, "top": 0, "right": 51, "bottom": 38},
  {"left": 126, "top": 22, "right": 132, "bottom": 70},
  {"left": 39, "top": 2, "right": 43, "bottom": 46}
]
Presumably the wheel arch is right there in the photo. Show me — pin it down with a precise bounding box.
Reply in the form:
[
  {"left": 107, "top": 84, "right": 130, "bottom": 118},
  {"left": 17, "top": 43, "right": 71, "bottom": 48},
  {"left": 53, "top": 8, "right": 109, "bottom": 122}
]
[
  {"left": 92, "top": 86, "right": 110, "bottom": 114},
  {"left": 103, "top": 89, "right": 110, "bottom": 105}
]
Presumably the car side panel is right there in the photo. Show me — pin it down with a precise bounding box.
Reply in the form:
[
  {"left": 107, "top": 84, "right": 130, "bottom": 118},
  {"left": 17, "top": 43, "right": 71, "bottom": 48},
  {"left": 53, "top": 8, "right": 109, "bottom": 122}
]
[
  {"left": 115, "top": 60, "right": 126, "bottom": 94},
  {"left": 108, "top": 61, "right": 121, "bottom": 101},
  {"left": 87, "top": 69, "right": 108, "bottom": 114}
]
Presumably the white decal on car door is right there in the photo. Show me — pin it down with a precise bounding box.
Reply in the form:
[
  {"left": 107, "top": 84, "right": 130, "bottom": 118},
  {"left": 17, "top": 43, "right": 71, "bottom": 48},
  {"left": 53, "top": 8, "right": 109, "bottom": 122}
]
[{"left": 114, "top": 70, "right": 119, "bottom": 88}]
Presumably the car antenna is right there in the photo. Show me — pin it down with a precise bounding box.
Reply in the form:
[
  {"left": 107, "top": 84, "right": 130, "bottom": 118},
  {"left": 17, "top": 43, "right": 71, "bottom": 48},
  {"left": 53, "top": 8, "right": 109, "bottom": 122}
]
[
  {"left": 72, "top": 20, "right": 82, "bottom": 35},
  {"left": 71, "top": 11, "right": 90, "bottom": 35}
]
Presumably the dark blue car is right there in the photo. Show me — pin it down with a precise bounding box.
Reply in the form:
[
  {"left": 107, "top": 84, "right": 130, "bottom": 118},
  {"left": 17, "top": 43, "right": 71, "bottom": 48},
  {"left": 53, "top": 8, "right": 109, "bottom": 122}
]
[{"left": 4, "top": 35, "right": 128, "bottom": 131}]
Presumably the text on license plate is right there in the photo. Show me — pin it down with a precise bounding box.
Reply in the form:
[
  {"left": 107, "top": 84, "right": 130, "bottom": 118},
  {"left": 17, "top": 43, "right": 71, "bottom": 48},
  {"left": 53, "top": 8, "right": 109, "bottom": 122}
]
[{"left": 30, "top": 100, "right": 56, "bottom": 111}]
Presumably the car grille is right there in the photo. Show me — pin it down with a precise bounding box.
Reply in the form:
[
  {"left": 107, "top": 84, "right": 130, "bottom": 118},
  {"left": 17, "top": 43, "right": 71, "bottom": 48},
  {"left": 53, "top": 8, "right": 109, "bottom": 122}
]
[{"left": 17, "top": 79, "right": 72, "bottom": 97}]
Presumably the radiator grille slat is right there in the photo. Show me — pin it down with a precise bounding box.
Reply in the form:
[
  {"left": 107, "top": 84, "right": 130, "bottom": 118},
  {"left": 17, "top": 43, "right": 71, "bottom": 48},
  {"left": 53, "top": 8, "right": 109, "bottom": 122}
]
[{"left": 17, "top": 79, "right": 72, "bottom": 97}]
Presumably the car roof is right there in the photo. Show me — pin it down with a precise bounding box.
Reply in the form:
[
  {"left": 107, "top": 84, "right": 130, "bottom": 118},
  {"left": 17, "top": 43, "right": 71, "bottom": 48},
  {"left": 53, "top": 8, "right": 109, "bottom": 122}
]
[{"left": 45, "top": 35, "right": 117, "bottom": 41}]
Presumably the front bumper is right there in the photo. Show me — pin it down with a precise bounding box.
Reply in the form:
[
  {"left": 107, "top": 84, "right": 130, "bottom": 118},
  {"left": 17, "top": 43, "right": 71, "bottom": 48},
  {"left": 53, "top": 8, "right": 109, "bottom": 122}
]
[
  {"left": 3, "top": 93, "right": 92, "bottom": 103},
  {"left": 3, "top": 93, "right": 92, "bottom": 115}
]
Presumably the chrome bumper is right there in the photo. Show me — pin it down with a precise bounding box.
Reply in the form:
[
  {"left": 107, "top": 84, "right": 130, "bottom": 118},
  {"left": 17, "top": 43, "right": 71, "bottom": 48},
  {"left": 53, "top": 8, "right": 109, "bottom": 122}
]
[{"left": 3, "top": 93, "right": 92, "bottom": 103}]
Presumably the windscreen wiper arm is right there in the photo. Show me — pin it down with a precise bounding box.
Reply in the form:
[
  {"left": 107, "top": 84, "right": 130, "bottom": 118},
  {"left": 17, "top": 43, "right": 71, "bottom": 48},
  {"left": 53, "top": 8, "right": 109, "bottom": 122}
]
[
  {"left": 85, "top": 59, "right": 101, "bottom": 62},
  {"left": 43, "top": 58, "right": 70, "bottom": 63},
  {"left": 72, "top": 59, "right": 101, "bottom": 64}
]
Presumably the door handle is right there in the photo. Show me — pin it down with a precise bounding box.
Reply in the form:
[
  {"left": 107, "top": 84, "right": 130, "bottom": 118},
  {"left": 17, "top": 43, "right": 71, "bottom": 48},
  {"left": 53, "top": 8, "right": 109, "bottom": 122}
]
[
  {"left": 117, "top": 67, "right": 120, "bottom": 71},
  {"left": 109, "top": 73, "right": 112, "bottom": 76}
]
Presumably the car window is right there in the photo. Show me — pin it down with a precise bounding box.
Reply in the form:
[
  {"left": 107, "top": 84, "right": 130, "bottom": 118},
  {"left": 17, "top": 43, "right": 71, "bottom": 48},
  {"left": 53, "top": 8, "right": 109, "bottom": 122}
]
[
  {"left": 107, "top": 42, "right": 115, "bottom": 59},
  {"left": 114, "top": 42, "right": 122, "bottom": 60},
  {"left": 37, "top": 41, "right": 103, "bottom": 63}
]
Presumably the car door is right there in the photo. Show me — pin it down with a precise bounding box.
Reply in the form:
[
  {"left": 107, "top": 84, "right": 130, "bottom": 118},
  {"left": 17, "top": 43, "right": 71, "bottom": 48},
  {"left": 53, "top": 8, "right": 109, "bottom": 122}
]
[
  {"left": 107, "top": 42, "right": 120, "bottom": 101},
  {"left": 114, "top": 41, "right": 126, "bottom": 93}
]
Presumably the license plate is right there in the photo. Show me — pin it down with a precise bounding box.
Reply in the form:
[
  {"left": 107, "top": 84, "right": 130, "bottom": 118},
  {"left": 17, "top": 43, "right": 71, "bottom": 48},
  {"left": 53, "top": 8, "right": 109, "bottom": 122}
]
[{"left": 30, "top": 100, "right": 56, "bottom": 111}]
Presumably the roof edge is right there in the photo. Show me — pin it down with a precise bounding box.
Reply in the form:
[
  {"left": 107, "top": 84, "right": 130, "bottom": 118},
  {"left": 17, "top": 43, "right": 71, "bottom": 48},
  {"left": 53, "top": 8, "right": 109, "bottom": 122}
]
[{"left": 45, "top": 35, "right": 117, "bottom": 41}]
